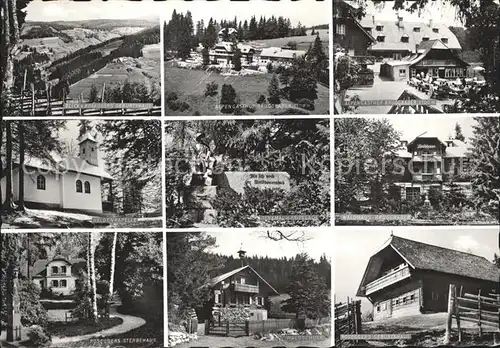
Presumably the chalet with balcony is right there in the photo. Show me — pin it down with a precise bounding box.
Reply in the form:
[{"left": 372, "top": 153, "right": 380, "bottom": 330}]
[
  {"left": 31, "top": 255, "right": 85, "bottom": 296},
  {"left": 333, "top": 0, "right": 376, "bottom": 56},
  {"left": 392, "top": 132, "right": 471, "bottom": 200},
  {"left": 357, "top": 235, "right": 500, "bottom": 320},
  {"left": 199, "top": 262, "right": 280, "bottom": 322}
]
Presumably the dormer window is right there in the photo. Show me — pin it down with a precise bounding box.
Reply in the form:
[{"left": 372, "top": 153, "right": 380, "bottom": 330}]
[
  {"left": 376, "top": 25, "right": 384, "bottom": 31},
  {"left": 377, "top": 35, "right": 385, "bottom": 42},
  {"left": 413, "top": 27, "right": 421, "bottom": 32},
  {"left": 441, "top": 37, "right": 448, "bottom": 44},
  {"left": 432, "top": 28, "right": 439, "bottom": 33},
  {"left": 401, "top": 34, "right": 409, "bottom": 43},
  {"left": 422, "top": 36, "right": 430, "bottom": 41}
]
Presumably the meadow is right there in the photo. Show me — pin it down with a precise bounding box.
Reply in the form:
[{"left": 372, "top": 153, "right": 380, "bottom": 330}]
[{"left": 164, "top": 63, "right": 329, "bottom": 116}]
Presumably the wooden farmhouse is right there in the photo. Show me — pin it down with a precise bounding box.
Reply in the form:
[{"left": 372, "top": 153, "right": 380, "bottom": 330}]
[
  {"left": 199, "top": 263, "right": 279, "bottom": 322},
  {"left": 357, "top": 235, "right": 499, "bottom": 321}
]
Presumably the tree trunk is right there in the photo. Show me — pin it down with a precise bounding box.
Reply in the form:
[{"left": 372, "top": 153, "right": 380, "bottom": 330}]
[
  {"left": 1, "top": 0, "right": 20, "bottom": 116},
  {"left": 90, "top": 232, "right": 99, "bottom": 322},
  {"left": 5, "top": 121, "right": 14, "bottom": 209},
  {"left": 18, "top": 121, "right": 25, "bottom": 211},
  {"left": 109, "top": 232, "right": 117, "bottom": 300},
  {"left": 85, "top": 232, "right": 92, "bottom": 320}
]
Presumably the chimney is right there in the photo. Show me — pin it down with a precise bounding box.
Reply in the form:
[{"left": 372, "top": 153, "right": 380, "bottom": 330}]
[
  {"left": 237, "top": 244, "right": 247, "bottom": 267},
  {"left": 372, "top": 15, "right": 375, "bottom": 24}
]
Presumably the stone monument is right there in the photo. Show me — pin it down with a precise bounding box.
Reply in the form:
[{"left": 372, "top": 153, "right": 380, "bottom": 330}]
[
  {"left": 7, "top": 265, "right": 22, "bottom": 342},
  {"left": 186, "top": 133, "right": 218, "bottom": 224},
  {"left": 219, "top": 171, "right": 291, "bottom": 195}
]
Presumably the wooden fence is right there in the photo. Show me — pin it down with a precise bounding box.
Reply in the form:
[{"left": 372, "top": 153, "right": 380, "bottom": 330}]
[
  {"left": 446, "top": 284, "right": 500, "bottom": 343},
  {"left": 334, "top": 298, "right": 362, "bottom": 340},
  {"left": 204, "top": 317, "right": 330, "bottom": 337},
  {"left": 9, "top": 88, "right": 160, "bottom": 116}
]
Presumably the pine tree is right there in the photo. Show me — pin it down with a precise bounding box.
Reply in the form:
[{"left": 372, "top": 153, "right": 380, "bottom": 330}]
[
  {"left": 454, "top": 122, "right": 465, "bottom": 141},
  {"left": 220, "top": 84, "right": 237, "bottom": 114},
  {"left": 289, "top": 58, "right": 318, "bottom": 101},
  {"left": 306, "top": 34, "right": 327, "bottom": 80},
  {"left": 268, "top": 73, "right": 280, "bottom": 106},
  {"left": 89, "top": 84, "right": 98, "bottom": 102},
  {"left": 202, "top": 47, "right": 210, "bottom": 66},
  {"left": 469, "top": 116, "right": 500, "bottom": 219},
  {"left": 233, "top": 48, "right": 242, "bottom": 71},
  {"left": 282, "top": 253, "right": 330, "bottom": 320}
]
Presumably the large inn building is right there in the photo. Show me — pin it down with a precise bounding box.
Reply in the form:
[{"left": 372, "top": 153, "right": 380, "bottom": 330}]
[
  {"left": 333, "top": 0, "right": 469, "bottom": 81},
  {"left": 209, "top": 27, "right": 306, "bottom": 68}
]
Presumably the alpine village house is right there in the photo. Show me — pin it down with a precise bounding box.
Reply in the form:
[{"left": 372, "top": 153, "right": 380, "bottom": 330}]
[
  {"left": 357, "top": 235, "right": 500, "bottom": 320},
  {"left": 0, "top": 132, "right": 113, "bottom": 214},
  {"left": 200, "top": 248, "right": 280, "bottom": 322},
  {"left": 31, "top": 255, "right": 86, "bottom": 296},
  {"left": 391, "top": 132, "right": 471, "bottom": 201}
]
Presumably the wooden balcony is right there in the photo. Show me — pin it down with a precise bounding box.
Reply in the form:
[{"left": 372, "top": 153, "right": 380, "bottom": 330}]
[
  {"left": 233, "top": 283, "right": 259, "bottom": 293},
  {"left": 412, "top": 173, "right": 443, "bottom": 182},
  {"left": 365, "top": 264, "right": 411, "bottom": 295}
]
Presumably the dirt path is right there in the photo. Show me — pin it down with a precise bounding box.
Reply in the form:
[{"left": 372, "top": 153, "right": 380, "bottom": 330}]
[{"left": 51, "top": 304, "right": 146, "bottom": 345}]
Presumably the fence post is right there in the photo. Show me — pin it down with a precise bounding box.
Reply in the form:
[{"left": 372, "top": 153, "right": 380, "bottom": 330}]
[
  {"left": 478, "top": 289, "right": 482, "bottom": 338},
  {"left": 245, "top": 320, "right": 249, "bottom": 336},
  {"left": 31, "top": 83, "right": 35, "bottom": 116},
  {"left": 262, "top": 319, "right": 265, "bottom": 332},
  {"left": 455, "top": 286, "right": 462, "bottom": 342},
  {"left": 355, "top": 300, "right": 362, "bottom": 334},
  {"left": 445, "top": 284, "right": 455, "bottom": 344},
  {"left": 204, "top": 319, "right": 209, "bottom": 335},
  {"left": 226, "top": 321, "right": 229, "bottom": 337}
]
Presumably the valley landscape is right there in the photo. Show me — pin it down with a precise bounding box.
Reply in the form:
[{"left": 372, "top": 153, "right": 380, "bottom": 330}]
[{"left": 13, "top": 8, "right": 161, "bottom": 116}]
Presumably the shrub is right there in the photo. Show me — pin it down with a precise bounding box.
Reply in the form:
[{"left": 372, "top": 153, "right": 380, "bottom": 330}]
[
  {"left": 19, "top": 280, "right": 49, "bottom": 326},
  {"left": 297, "top": 98, "right": 315, "bottom": 111},
  {"left": 204, "top": 81, "right": 218, "bottom": 97},
  {"left": 266, "top": 62, "right": 273, "bottom": 73},
  {"left": 27, "top": 325, "right": 51, "bottom": 347},
  {"left": 179, "top": 101, "right": 190, "bottom": 112},
  {"left": 166, "top": 91, "right": 178, "bottom": 103},
  {"left": 257, "top": 95, "right": 266, "bottom": 104},
  {"left": 246, "top": 105, "right": 256, "bottom": 113},
  {"left": 220, "top": 84, "right": 237, "bottom": 114},
  {"left": 193, "top": 111, "right": 201, "bottom": 116}
]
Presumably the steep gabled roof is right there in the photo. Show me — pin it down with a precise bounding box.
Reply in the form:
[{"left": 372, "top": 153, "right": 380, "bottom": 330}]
[
  {"left": 31, "top": 257, "right": 86, "bottom": 278},
  {"left": 360, "top": 18, "right": 461, "bottom": 52},
  {"left": 357, "top": 235, "right": 500, "bottom": 297},
  {"left": 208, "top": 265, "right": 279, "bottom": 295},
  {"left": 78, "top": 132, "right": 97, "bottom": 144}
]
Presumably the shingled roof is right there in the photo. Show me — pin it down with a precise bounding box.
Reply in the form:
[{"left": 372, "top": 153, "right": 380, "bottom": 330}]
[
  {"left": 357, "top": 235, "right": 500, "bottom": 296},
  {"left": 359, "top": 18, "right": 461, "bottom": 52},
  {"left": 207, "top": 265, "right": 279, "bottom": 295}
]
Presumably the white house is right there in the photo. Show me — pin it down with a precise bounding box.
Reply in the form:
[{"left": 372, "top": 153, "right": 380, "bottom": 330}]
[
  {"left": 0, "top": 132, "right": 113, "bottom": 214},
  {"left": 32, "top": 255, "right": 86, "bottom": 296},
  {"left": 258, "top": 47, "right": 307, "bottom": 67}
]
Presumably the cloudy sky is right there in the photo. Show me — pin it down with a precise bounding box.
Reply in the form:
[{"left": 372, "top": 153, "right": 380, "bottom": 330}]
[
  {"left": 206, "top": 230, "right": 332, "bottom": 263},
  {"left": 164, "top": 0, "right": 330, "bottom": 28},
  {"left": 334, "top": 227, "right": 498, "bottom": 310},
  {"left": 25, "top": 1, "right": 161, "bottom": 21}
]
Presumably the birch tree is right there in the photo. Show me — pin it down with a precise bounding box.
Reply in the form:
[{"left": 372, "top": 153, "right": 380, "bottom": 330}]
[{"left": 109, "top": 232, "right": 118, "bottom": 300}]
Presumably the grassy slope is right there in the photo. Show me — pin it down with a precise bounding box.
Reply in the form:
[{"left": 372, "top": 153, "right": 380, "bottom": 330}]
[
  {"left": 164, "top": 64, "right": 329, "bottom": 116},
  {"left": 69, "top": 57, "right": 160, "bottom": 100},
  {"left": 247, "top": 29, "right": 329, "bottom": 52}
]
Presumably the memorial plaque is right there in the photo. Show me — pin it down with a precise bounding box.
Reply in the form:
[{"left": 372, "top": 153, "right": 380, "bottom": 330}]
[{"left": 220, "top": 172, "right": 291, "bottom": 195}]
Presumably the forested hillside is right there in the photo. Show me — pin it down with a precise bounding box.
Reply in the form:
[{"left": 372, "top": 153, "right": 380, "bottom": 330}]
[{"left": 212, "top": 253, "right": 332, "bottom": 293}]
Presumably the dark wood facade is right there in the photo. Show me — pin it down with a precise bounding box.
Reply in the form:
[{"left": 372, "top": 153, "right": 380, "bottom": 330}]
[
  {"left": 199, "top": 266, "right": 279, "bottom": 321},
  {"left": 357, "top": 236, "right": 499, "bottom": 321},
  {"left": 333, "top": 0, "right": 375, "bottom": 56}
]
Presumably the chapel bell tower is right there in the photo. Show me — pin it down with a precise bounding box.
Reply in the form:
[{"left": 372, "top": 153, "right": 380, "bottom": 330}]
[{"left": 78, "top": 133, "right": 99, "bottom": 166}]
